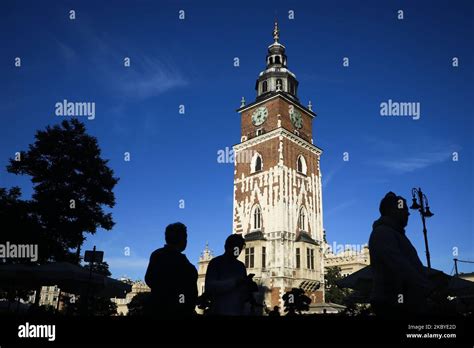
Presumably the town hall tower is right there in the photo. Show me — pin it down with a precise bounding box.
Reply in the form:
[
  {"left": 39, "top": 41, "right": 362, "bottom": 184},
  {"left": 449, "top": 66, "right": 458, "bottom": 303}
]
[{"left": 233, "top": 22, "right": 325, "bottom": 309}]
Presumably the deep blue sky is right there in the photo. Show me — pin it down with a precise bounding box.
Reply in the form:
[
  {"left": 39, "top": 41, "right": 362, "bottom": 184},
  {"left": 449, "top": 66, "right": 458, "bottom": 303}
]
[{"left": 1, "top": 0, "right": 473, "bottom": 280}]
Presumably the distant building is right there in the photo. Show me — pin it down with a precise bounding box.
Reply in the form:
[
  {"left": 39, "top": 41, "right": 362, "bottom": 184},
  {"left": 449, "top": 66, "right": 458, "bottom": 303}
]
[
  {"left": 38, "top": 285, "right": 60, "bottom": 307},
  {"left": 459, "top": 272, "right": 474, "bottom": 282},
  {"left": 324, "top": 244, "right": 371, "bottom": 277},
  {"left": 28, "top": 285, "right": 70, "bottom": 312},
  {"left": 197, "top": 243, "right": 213, "bottom": 297},
  {"left": 112, "top": 280, "right": 150, "bottom": 315},
  {"left": 30, "top": 286, "right": 79, "bottom": 312}
]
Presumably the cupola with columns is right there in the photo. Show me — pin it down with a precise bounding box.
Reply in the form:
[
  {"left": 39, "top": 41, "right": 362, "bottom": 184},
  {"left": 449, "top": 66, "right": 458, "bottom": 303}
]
[
  {"left": 237, "top": 21, "right": 316, "bottom": 145},
  {"left": 256, "top": 21, "right": 299, "bottom": 102}
]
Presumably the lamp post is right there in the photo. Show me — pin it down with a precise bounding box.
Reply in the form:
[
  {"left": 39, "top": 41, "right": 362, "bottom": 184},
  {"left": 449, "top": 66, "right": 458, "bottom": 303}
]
[{"left": 409, "top": 187, "right": 434, "bottom": 269}]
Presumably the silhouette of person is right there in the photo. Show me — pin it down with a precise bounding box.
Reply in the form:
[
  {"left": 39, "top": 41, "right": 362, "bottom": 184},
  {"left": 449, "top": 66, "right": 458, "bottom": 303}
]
[
  {"left": 268, "top": 306, "right": 281, "bottom": 317},
  {"left": 145, "top": 222, "right": 198, "bottom": 318},
  {"left": 205, "top": 234, "right": 252, "bottom": 315},
  {"left": 369, "top": 192, "right": 433, "bottom": 317}
]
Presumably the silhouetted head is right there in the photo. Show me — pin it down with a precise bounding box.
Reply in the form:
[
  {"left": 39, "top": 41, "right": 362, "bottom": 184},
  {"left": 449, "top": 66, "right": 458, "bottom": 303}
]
[
  {"left": 379, "top": 192, "right": 410, "bottom": 228},
  {"left": 224, "top": 234, "right": 246, "bottom": 258},
  {"left": 165, "top": 222, "right": 187, "bottom": 252}
]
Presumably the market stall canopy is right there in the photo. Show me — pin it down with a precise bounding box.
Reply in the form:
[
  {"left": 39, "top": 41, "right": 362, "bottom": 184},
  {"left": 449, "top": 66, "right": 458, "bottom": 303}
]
[
  {"left": 0, "top": 262, "right": 131, "bottom": 298},
  {"left": 336, "top": 265, "right": 474, "bottom": 298}
]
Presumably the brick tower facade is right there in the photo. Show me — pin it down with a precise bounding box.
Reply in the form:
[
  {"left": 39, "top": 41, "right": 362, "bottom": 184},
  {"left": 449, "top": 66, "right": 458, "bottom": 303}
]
[{"left": 233, "top": 22, "right": 325, "bottom": 311}]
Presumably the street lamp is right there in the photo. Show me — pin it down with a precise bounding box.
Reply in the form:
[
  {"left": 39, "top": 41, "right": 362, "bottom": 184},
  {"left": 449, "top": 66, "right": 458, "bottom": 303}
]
[{"left": 410, "top": 187, "right": 434, "bottom": 269}]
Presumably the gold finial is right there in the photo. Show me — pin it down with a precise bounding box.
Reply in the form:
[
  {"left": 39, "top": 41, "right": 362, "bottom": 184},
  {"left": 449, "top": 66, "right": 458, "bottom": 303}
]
[{"left": 273, "top": 21, "right": 279, "bottom": 42}]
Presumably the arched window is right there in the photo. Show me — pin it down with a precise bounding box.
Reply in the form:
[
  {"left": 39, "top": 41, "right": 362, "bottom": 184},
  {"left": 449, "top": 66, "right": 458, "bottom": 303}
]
[
  {"left": 299, "top": 207, "right": 307, "bottom": 231},
  {"left": 297, "top": 157, "right": 303, "bottom": 172},
  {"left": 252, "top": 205, "right": 262, "bottom": 230},
  {"left": 251, "top": 153, "right": 263, "bottom": 173},
  {"left": 297, "top": 155, "right": 307, "bottom": 175},
  {"left": 275, "top": 56, "right": 281, "bottom": 64},
  {"left": 255, "top": 156, "right": 262, "bottom": 171},
  {"left": 262, "top": 80, "right": 268, "bottom": 92}
]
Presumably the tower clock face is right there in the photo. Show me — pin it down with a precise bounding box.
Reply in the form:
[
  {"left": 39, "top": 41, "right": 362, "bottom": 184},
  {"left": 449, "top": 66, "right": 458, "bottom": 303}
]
[
  {"left": 290, "top": 108, "right": 303, "bottom": 129},
  {"left": 251, "top": 106, "right": 268, "bottom": 126}
]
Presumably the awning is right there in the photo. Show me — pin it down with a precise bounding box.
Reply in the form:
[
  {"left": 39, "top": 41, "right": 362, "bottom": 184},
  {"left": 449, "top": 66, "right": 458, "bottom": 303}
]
[
  {"left": 0, "top": 262, "right": 131, "bottom": 298},
  {"left": 336, "top": 265, "right": 474, "bottom": 298}
]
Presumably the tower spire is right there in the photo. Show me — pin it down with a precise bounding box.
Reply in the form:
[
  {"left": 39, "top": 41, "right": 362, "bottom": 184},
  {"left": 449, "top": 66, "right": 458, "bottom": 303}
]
[
  {"left": 273, "top": 20, "right": 280, "bottom": 42},
  {"left": 253, "top": 20, "right": 300, "bottom": 101}
]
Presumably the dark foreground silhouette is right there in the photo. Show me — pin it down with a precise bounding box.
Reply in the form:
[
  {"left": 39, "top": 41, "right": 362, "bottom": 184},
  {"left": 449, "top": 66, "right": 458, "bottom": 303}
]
[
  {"left": 204, "top": 234, "right": 258, "bottom": 315},
  {"left": 144, "top": 222, "right": 198, "bottom": 318},
  {"left": 369, "top": 192, "right": 433, "bottom": 317}
]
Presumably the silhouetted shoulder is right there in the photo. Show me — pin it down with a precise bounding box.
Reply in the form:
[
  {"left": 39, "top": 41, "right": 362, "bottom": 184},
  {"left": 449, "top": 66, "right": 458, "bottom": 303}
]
[
  {"left": 149, "top": 247, "right": 166, "bottom": 259},
  {"left": 208, "top": 255, "right": 225, "bottom": 265},
  {"left": 182, "top": 253, "right": 198, "bottom": 276},
  {"left": 235, "top": 258, "right": 246, "bottom": 270},
  {"left": 370, "top": 225, "right": 399, "bottom": 242},
  {"left": 208, "top": 255, "right": 245, "bottom": 268}
]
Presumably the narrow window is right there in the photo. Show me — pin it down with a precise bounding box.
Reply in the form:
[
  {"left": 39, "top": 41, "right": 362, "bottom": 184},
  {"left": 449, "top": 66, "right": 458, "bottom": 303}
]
[
  {"left": 297, "top": 157, "right": 303, "bottom": 173},
  {"left": 245, "top": 247, "right": 254, "bottom": 268},
  {"left": 276, "top": 79, "right": 283, "bottom": 91},
  {"left": 298, "top": 207, "right": 306, "bottom": 231},
  {"left": 296, "top": 248, "right": 301, "bottom": 268},
  {"left": 253, "top": 206, "right": 261, "bottom": 230},
  {"left": 255, "top": 156, "right": 262, "bottom": 172},
  {"left": 251, "top": 153, "right": 263, "bottom": 173},
  {"left": 297, "top": 155, "right": 307, "bottom": 175}
]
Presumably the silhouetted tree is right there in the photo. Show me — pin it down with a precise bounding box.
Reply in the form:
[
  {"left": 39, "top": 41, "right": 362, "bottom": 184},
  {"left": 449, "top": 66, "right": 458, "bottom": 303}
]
[
  {"left": 83, "top": 261, "right": 112, "bottom": 277},
  {"left": 65, "top": 262, "right": 118, "bottom": 316},
  {"left": 128, "top": 292, "right": 151, "bottom": 316},
  {"left": 282, "top": 288, "right": 311, "bottom": 315},
  {"left": 7, "top": 119, "right": 119, "bottom": 263},
  {"left": 0, "top": 187, "right": 43, "bottom": 263},
  {"left": 66, "top": 295, "right": 118, "bottom": 316},
  {"left": 0, "top": 187, "right": 44, "bottom": 307},
  {"left": 325, "top": 266, "right": 351, "bottom": 305}
]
